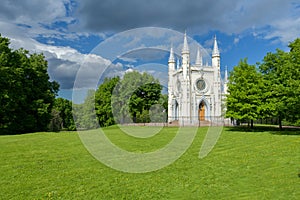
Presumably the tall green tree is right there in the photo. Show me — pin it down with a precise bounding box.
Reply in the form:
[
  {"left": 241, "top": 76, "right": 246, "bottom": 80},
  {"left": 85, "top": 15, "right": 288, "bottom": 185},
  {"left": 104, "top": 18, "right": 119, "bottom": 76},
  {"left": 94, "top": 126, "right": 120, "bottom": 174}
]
[
  {"left": 286, "top": 38, "right": 300, "bottom": 125},
  {"left": 111, "top": 71, "right": 163, "bottom": 124},
  {"left": 52, "top": 98, "right": 76, "bottom": 131},
  {"left": 48, "top": 108, "right": 63, "bottom": 132},
  {"left": 226, "top": 59, "right": 264, "bottom": 128},
  {"left": 259, "top": 38, "right": 300, "bottom": 128},
  {"left": 0, "top": 35, "right": 59, "bottom": 134},
  {"left": 259, "top": 49, "right": 289, "bottom": 129},
  {"left": 73, "top": 90, "right": 98, "bottom": 130},
  {"left": 95, "top": 77, "right": 120, "bottom": 127},
  {"left": 129, "top": 81, "right": 163, "bottom": 122}
]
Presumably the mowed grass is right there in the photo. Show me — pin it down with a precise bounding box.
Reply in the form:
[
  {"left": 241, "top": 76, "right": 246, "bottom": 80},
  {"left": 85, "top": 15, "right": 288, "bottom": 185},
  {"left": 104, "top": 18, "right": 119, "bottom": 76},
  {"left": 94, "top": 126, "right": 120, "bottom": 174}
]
[{"left": 0, "top": 126, "right": 299, "bottom": 199}]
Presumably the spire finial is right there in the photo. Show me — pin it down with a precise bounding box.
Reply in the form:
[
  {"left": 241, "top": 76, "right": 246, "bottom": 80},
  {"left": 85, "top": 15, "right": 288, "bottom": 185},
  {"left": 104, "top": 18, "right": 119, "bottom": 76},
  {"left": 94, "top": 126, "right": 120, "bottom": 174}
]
[
  {"left": 168, "top": 45, "right": 175, "bottom": 63},
  {"left": 195, "top": 46, "right": 202, "bottom": 66},
  {"left": 212, "top": 35, "right": 220, "bottom": 57},
  {"left": 225, "top": 65, "right": 228, "bottom": 82},
  {"left": 182, "top": 30, "right": 189, "bottom": 53}
]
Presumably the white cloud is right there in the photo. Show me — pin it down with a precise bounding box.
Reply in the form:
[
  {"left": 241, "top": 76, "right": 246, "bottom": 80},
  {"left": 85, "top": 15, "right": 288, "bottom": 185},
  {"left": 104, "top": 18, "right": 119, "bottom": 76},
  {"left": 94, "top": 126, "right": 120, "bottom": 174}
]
[
  {"left": 233, "top": 37, "right": 240, "bottom": 45},
  {"left": 265, "top": 17, "right": 300, "bottom": 44},
  {"left": 76, "top": 0, "right": 299, "bottom": 45},
  {"left": 1, "top": 0, "right": 300, "bottom": 94},
  {"left": 2, "top": 0, "right": 299, "bottom": 47},
  {"left": 2, "top": 20, "right": 111, "bottom": 90}
]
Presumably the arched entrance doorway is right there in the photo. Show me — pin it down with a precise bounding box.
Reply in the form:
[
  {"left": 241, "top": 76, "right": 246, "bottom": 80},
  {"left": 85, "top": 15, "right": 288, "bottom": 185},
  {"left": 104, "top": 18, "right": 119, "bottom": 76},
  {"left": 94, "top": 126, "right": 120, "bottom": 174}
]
[{"left": 198, "top": 101, "right": 205, "bottom": 121}]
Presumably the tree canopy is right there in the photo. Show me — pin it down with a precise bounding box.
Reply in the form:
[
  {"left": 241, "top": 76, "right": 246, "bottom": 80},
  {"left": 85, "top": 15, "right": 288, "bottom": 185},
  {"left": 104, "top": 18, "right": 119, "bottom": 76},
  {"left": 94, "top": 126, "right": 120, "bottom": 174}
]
[
  {"left": 73, "top": 90, "right": 99, "bottom": 130},
  {"left": 50, "top": 98, "right": 76, "bottom": 131},
  {"left": 111, "top": 71, "right": 164, "bottom": 124},
  {"left": 258, "top": 38, "right": 300, "bottom": 128},
  {"left": 95, "top": 76, "right": 120, "bottom": 127},
  {"left": 0, "top": 35, "right": 59, "bottom": 134},
  {"left": 73, "top": 71, "right": 165, "bottom": 129},
  {"left": 226, "top": 38, "right": 300, "bottom": 129},
  {"left": 226, "top": 59, "right": 264, "bottom": 128}
]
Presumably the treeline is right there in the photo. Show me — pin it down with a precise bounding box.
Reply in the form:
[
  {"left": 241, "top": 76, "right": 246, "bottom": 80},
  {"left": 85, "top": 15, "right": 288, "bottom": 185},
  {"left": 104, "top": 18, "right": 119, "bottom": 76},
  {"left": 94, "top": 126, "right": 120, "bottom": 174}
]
[
  {"left": 3, "top": 32, "right": 299, "bottom": 133},
  {"left": 73, "top": 71, "right": 167, "bottom": 130},
  {"left": 0, "top": 34, "right": 166, "bottom": 134},
  {"left": 226, "top": 38, "right": 300, "bottom": 129},
  {"left": 49, "top": 98, "right": 76, "bottom": 131}
]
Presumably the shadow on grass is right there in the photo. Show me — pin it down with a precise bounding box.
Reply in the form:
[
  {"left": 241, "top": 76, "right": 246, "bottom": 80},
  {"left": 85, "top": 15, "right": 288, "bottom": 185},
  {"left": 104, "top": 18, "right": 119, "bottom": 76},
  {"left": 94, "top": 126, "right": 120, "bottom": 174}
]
[
  {"left": 225, "top": 125, "right": 300, "bottom": 136},
  {"left": 0, "top": 128, "right": 61, "bottom": 136}
]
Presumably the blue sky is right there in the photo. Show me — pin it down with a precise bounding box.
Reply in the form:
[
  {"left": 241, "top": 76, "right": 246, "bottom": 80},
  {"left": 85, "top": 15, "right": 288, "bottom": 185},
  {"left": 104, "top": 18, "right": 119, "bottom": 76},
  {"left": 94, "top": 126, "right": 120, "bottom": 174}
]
[{"left": 1, "top": 0, "right": 299, "bottom": 103}]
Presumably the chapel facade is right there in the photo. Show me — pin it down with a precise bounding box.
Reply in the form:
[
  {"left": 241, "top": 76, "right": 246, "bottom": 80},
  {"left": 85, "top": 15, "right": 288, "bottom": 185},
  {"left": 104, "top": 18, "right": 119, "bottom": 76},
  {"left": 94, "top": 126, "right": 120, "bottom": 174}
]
[{"left": 167, "top": 33, "right": 227, "bottom": 125}]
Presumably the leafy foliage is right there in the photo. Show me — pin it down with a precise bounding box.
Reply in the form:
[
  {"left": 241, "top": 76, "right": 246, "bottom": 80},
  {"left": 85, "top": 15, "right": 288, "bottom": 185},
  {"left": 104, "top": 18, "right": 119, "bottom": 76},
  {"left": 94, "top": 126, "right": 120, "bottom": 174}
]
[
  {"left": 111, "top": 71, "right": 164, "bottom": 124},
  {"left": 48, "top": 108, "right": 63, "bottom": 132},
  {"left": 227, "top": 38, "right": 300, "bottom": 128},
  {"left": 73, "top": 72, "right": 165, "bottom": 128},
  {"left": 226, "top": 59, "right": 264, "bottom": 128},
  {"left": 95, "top": 77, "right": 120, "bottom": 127},
  {"left": 51, "top": 98, "right": 76, "bottom": 131},
  {"left": 0, "top": 35, "right": 59, "bottom": 134},
  {"left": 73, "top": 90, "right": 99, "bottom": 130},
  {"left": 258, "top": 39, "right": 300, "bottom": 128}
]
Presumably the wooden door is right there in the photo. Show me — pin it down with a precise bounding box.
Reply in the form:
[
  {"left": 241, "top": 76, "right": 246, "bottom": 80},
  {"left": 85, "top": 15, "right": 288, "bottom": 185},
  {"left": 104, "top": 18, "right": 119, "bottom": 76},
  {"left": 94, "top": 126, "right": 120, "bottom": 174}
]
[{"left": 198, "top": 102, "right": 205, "bottom": 121}]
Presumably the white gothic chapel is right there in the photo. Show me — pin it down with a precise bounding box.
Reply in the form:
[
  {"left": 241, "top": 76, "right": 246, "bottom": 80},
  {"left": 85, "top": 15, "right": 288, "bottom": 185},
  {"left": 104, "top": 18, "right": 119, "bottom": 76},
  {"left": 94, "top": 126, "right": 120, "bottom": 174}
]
[{"left": 167, "top": 32, "right": 228, "bottom": 125}]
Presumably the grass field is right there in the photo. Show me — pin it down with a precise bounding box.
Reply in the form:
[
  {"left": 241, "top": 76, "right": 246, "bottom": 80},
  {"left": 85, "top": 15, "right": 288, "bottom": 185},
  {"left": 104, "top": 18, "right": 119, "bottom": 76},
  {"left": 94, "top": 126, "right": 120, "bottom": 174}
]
[{"left": 0, "top": 126, "right": 299, "bottom": 199}]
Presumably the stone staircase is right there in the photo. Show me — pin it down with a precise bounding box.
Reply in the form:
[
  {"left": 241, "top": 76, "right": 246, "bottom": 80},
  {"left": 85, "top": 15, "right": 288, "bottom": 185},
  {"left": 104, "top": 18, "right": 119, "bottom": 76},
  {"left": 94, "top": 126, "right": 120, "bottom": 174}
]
[
  {"left": 168, "top": 120, "right": 217, "bottom": 127},
  {"left": 168, "top": 120, "right": 179, "bottom": 126},
  {"left": 198, "top": 120, "right": 211, "bottom": 127}
]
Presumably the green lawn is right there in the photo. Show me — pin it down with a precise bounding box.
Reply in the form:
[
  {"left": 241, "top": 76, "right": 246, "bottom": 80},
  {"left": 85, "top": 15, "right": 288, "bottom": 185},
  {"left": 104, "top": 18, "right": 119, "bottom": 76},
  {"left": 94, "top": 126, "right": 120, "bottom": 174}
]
[{"left": 0, "top": 126, "right": 299, "bottom": 199}]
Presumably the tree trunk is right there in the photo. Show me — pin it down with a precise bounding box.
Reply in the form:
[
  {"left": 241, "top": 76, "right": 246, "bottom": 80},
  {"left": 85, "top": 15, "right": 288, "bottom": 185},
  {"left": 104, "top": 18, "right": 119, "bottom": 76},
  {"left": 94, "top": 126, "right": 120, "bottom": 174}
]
[{"left": 251, "top": 119, "right": 254, "bottom": 129}]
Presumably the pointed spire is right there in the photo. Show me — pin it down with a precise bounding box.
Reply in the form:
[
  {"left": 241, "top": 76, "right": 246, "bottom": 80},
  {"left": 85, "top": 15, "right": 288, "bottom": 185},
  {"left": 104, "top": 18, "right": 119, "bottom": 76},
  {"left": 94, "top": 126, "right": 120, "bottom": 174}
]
[
  {"left": 168, "top": 45, "right": 175, "bottom": 63},
  {"left": 225, "top": 65, "right": 228, "bottom": 82},
  {"left": 224, "top": 65, "right": 228, "bottom": 94},
  {"left": 182, "top": 31, "right": 189, "bottom": 54},
  {"left": 195, "top": 47, "right": 202, "bottom": 66},
  {"left": 212, "top": 35, "right": 220, "bottom": 57}
]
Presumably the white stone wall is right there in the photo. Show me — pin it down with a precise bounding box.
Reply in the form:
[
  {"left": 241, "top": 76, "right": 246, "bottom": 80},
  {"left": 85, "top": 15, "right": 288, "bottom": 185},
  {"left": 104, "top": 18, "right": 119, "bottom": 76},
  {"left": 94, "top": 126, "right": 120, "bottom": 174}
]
[{"left": 168, "top": 35, "right": 222, "bottom": 125}]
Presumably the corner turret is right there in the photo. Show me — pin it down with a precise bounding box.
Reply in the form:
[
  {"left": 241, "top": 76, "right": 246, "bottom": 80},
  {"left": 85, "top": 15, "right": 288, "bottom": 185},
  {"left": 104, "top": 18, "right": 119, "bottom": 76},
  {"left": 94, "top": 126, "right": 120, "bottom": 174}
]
[
  {"left": 195, "top": 47, "right": 202, "bottom": 66},
  {"left": 181, "top": 31, "right": 190, "bottom": 79},
  {"left": 212, "top": 35, "right": 220, "bottom": 68}
]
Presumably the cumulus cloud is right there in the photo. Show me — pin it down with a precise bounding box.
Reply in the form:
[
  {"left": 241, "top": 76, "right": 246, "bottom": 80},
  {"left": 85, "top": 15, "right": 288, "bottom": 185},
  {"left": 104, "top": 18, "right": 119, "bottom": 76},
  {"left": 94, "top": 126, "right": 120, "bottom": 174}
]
[
  {"left": 1, "top": 0, "right": 299, "bottom": 94},
  {"left": 2, "top": 0, "right": 299, "bottom": 45},
  {"left": 264, "top": 17, "right": 300, "bottom": 44},
  {"left": 3, "top": 21, "right": 111, "bottom": 90},
  {"left": 0, "top": 0, "right": 75, "bottom": 37},
  {"left": 0, "top": 0, "right": 68, "bottom": 23},
  {"left": 76, "top": 0, "right": 239, "bottom": 32},
  {"left": 1, "top": 0, "right": 300, "bottom": 44},
  {"left": 75, "top": 0, "right": 299, "bottom": 43},
  {"left": 233, "top": 37, "right": 240, "bottom": 45}
]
